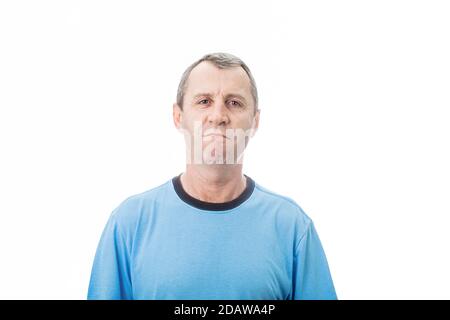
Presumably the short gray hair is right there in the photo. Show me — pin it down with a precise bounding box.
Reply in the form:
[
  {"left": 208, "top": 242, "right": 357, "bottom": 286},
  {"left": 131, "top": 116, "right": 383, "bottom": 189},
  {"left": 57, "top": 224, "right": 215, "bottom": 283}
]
[{"left": 176, "top": 52, "right": 259, "bottom": 113}]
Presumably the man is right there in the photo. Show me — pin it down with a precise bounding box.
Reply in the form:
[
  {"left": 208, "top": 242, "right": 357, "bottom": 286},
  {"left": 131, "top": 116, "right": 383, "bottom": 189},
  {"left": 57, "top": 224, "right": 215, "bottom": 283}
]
[{"left": 87, "top": 52, "right": 337, "bottom": 300}]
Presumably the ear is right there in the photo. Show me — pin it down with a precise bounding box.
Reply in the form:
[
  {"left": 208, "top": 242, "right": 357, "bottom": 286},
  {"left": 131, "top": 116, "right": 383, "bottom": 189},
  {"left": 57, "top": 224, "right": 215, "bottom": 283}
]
[
  {"left": 173, "top": 102, "right": 183, "bottom": 130},
  {"left": 249, "top": 109, "right": 260, "bottom": 137}
]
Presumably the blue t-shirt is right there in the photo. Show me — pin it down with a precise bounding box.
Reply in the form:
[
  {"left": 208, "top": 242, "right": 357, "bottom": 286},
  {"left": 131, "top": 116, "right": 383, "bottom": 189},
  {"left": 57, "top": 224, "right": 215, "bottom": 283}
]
[{"left": 87, "top": 174, "right": 337, "bottom": 300}]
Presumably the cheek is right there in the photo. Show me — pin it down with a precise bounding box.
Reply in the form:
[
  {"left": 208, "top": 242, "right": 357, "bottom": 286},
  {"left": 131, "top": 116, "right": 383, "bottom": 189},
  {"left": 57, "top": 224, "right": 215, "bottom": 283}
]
[
  {"left": 235, "top": 117, "right": 254, "bottom": 130},
  {"left": 181, "top": 113, "right": 195, "bottom": 128},
  {"left": 183, "top": 110, "right": 204, "bottom": 124}
]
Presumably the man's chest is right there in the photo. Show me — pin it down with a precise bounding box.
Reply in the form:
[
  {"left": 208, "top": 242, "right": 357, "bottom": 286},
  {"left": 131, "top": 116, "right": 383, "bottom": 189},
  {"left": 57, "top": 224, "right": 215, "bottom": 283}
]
[{"left": 130, "top": 221, "right": 293, "bottom": 299}]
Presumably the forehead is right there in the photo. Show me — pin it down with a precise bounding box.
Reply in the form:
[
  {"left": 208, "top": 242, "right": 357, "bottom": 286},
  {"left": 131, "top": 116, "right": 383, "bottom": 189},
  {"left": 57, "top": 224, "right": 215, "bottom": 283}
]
[{"left": 185, "top": 61, "right": 252, "bottom": 98}]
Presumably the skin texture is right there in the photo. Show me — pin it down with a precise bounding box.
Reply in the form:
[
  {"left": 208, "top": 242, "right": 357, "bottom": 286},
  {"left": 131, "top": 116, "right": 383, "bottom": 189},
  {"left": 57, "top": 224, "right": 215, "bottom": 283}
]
[{"left": 172, "top": 61, "right": 260, "bottom": 203}]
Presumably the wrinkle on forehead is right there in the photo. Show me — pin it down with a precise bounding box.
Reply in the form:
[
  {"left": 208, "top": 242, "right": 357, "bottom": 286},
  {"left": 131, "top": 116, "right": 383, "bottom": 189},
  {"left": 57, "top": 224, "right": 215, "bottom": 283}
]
[{"left": 185, "top": 61, "right": 253, "bottom": 101}]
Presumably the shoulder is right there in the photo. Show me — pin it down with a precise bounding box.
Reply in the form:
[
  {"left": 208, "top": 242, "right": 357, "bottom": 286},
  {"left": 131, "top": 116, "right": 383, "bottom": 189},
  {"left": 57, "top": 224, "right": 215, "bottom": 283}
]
[
  {"left": 253, "top": 181, "right": 313, "bottom": 236},
  {"left": 108, "top": 178, "right": 171, "bottom": 234}
]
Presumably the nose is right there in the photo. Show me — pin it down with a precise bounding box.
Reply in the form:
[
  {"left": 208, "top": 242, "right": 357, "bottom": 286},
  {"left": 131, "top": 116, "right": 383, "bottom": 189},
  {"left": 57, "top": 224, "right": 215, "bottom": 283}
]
[{"left": 207, "top": 101, "right": 229, "bottom": 126}]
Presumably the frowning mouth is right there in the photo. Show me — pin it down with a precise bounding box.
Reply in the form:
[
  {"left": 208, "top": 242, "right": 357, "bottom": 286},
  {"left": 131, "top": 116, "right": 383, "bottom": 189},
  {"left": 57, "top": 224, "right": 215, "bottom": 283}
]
[{"left": 203, "top": 133, "right": 228, "bottom": 139}]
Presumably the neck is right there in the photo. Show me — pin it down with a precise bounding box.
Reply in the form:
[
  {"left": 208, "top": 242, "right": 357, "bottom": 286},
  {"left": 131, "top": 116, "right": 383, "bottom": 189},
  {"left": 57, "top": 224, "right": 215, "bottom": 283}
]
[{"left": 180, "top": 164, "right": 247, "bottom": 203}]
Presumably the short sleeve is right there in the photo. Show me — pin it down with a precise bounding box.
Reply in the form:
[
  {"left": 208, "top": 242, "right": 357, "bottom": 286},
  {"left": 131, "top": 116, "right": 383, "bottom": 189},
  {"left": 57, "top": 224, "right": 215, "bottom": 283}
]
[
  {"left": 292, "top": 221, "right": 337, "bottom": 300},
  {"left": 87, "top": 211, "right": 133, "bottom": 300}
]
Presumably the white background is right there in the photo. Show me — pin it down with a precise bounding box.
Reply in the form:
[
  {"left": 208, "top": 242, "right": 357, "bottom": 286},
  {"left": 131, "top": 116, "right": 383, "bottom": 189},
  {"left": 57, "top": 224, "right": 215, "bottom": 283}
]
[{"left": 1, "top": 0, "right": 449, "bottom": 299}]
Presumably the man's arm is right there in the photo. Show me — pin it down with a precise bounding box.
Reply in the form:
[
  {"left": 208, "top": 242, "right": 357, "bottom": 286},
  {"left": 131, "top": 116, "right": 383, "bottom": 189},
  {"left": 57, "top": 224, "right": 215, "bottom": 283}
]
[
  {"left": 87, "top": 211, "right": 133, "bottom": 300},
  {"left": 292, "top": 220, "right": 337, "bottom": 300}
]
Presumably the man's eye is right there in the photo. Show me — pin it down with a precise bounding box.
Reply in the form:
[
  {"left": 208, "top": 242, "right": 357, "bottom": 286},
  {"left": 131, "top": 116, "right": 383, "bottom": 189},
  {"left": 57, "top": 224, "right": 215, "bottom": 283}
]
[
  {"left": 198, "top": 99, "right": 209, "bottom": 105},
  {"left": 229, "top": 100, "right": 241, "bottom": 107}
]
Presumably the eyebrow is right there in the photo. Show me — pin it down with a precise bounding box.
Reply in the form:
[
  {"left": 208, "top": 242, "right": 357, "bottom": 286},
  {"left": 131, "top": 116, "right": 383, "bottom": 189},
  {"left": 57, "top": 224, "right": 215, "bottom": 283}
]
[{"left": 192, "top": 93, "right": 248, "bottom": 103}]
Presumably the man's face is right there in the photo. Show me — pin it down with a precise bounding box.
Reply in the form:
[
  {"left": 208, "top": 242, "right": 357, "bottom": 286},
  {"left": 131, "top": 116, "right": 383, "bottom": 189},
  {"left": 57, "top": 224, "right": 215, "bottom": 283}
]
[{"left": 173, "top": 61, "right": 260, "bottom": 165}]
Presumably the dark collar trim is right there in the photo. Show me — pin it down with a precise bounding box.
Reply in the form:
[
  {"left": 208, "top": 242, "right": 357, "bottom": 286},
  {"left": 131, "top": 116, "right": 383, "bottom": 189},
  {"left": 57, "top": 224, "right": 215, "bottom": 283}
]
[{"left": 172, "top": 173, "right": 255, "bottom": 211}]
